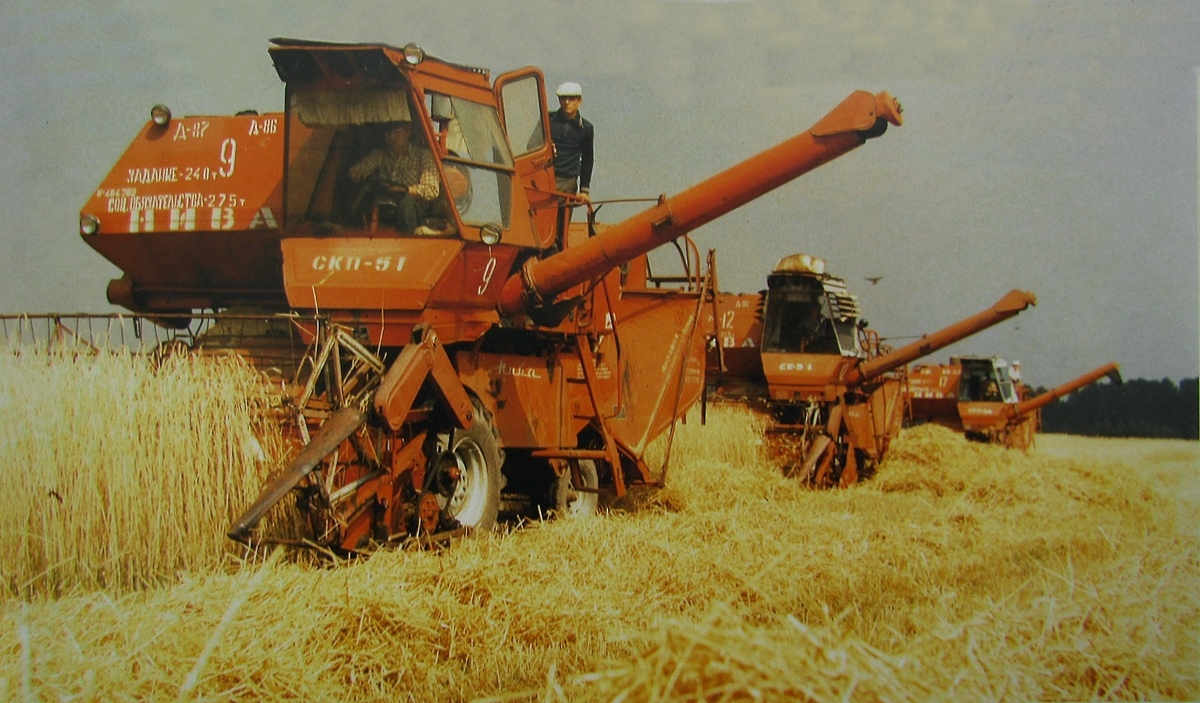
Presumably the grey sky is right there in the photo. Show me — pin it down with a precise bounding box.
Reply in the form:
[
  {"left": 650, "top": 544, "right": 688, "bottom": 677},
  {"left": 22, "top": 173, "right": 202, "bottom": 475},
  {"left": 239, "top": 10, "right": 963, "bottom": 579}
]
[{"left": 1, "top": 0, "right": 1196, "bottom": 386}]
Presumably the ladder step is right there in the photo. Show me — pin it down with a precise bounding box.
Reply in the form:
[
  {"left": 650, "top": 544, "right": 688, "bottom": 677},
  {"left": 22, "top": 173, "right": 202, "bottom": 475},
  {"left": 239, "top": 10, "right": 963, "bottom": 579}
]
[{"left": 530, "top": 449, "right": 608, "bottom": 460}]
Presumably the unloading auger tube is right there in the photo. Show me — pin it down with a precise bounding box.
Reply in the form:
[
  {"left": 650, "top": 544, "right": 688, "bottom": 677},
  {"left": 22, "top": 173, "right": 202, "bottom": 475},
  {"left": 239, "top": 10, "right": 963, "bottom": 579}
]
[
  {"left": 849, "top": 289, "right": 1038, "bottom": 385},
  {"left": 1013, "top": 361, "right": 1122, "bottom": 417},
  {"left": 499, "top": 90, "right": 903, "bottom": 316}
]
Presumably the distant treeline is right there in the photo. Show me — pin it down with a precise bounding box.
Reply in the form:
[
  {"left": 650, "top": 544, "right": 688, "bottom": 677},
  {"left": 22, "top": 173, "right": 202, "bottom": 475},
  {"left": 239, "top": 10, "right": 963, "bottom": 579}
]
[{"left": 1038, "top": 377, "right": 1198, "bottom": 439}]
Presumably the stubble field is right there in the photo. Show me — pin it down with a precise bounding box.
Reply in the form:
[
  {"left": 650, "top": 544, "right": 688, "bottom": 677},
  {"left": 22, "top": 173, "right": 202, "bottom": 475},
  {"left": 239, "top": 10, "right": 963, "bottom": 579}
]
[{"left": 0, "top": 348, "right": 1197, "bottom": 701}]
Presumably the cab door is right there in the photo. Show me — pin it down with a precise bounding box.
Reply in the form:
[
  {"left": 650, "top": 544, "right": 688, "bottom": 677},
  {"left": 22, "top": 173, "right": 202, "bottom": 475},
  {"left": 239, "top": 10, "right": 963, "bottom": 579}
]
[{"left": 494, "top": 68, "right": 557, "bottom": 250}]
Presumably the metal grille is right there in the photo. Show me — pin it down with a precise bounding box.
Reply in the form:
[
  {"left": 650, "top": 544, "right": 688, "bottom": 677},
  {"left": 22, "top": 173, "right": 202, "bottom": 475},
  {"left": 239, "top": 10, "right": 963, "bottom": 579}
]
[{"left": 820, "top": 278, "right": 862, "bottom": 321}]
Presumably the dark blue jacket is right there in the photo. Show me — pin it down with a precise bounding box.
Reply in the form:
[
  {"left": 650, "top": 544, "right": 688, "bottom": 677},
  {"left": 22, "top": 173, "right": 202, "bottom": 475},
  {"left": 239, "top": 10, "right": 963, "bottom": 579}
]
[{"left": 549, "top": 109, "right": 594, "bottom": 193}]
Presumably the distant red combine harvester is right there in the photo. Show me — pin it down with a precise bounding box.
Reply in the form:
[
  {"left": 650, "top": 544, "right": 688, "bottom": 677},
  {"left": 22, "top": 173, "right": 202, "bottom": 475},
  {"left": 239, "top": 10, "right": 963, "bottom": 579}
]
[
  {"left": 705, "top": 253, "right": 1036, "bottom": 486},
  {"left": 907, "top": 357, "right": 1122, "bottom": 450}
]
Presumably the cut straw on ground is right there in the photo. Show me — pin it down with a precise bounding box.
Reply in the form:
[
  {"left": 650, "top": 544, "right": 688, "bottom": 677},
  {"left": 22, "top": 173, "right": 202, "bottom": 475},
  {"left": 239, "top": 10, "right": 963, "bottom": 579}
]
[{"left": 0, "top": 352, "right": 1196, "bottom": 701}]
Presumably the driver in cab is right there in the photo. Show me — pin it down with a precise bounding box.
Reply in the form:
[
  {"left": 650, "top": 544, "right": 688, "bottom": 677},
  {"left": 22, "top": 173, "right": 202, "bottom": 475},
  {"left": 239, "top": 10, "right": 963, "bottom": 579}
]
[{"left": 348, "top": 119, "right": 441, "bottom": 235}]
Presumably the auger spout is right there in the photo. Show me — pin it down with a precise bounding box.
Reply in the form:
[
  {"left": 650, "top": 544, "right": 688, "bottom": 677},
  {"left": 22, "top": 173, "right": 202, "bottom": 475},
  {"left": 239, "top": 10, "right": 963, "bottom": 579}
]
[
  {"left": 851, "top": 289, "right": 1037, "bottom": 384},
  {"left": 1012, "top": 361, "right": 1122, "bottom": 417},
  {"left": 498, "top": 90, "right": 903, "bottom": 316}
]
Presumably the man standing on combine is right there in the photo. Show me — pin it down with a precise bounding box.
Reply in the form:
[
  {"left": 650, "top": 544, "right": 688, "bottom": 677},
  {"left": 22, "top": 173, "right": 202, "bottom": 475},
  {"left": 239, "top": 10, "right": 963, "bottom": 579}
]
[{"left": 549, "top": 81, "right": 595, "bottom": 203}]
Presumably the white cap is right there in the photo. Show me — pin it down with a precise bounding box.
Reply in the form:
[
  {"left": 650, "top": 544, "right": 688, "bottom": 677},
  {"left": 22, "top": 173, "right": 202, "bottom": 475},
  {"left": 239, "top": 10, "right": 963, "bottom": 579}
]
[{"left": 555, "top": 81, "right": 582, "bottom": 97}]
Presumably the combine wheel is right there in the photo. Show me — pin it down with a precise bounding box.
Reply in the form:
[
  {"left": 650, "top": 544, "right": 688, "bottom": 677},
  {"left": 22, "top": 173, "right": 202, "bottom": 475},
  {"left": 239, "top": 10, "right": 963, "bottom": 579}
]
[
  {"left": 553, "top": 459, "right": 599, "bottom": 518},
  {"left": 435, "top": 403, "right": 503, "bottom": 531}
]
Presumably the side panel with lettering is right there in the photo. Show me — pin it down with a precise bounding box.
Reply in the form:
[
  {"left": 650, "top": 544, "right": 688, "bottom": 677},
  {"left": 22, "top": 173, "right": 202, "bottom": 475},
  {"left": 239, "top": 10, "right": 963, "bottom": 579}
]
[
  {"left": 81, "top": 114, "right": 284, "bottom": 234},
  {"left": 455, "top": 352, "right": 567, "bottom": 449},
  {"left": 280, "top": 237, "right": 463, "bottom": 311}
]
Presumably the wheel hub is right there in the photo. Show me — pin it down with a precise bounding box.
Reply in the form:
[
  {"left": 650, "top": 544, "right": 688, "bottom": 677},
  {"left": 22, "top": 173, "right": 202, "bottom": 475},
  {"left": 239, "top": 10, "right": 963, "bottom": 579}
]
[{"left": 416, "top": 491, "right": 442, "bottom": 533}]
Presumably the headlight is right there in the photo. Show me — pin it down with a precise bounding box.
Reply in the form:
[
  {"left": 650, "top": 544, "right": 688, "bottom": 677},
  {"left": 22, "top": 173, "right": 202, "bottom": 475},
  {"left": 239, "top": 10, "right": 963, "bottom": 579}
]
[
  {"left": 402, "top": 43, "right": 425, "bottom": 65},
  {"left": 79, "top": 214, "right": 100, "bottom": 236},
  {"left": 480, "top": 223, "right": 502, "bottom": 246},
  {"left": 150, "top": 104, "right": 172, "bottom": 126}
]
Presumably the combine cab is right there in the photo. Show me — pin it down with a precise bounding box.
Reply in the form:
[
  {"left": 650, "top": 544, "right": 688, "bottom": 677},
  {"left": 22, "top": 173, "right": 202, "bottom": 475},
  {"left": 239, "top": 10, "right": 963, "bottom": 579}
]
[
  {"left": 78, "top": 39, "right": 903, "bottom": 552},
  {"left": 708, "top": 254, "right": 1036, "bottom": 487},
  {"left": 909, "top": 357, "right": 1122, "bottom": 449}
]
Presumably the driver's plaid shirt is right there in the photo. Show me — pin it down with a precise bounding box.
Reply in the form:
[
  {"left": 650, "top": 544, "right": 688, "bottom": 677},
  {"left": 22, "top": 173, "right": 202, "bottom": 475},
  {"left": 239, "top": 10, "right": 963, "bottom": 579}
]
[{"left": 351, "top": 146, "right": 441, "bottom": 201}]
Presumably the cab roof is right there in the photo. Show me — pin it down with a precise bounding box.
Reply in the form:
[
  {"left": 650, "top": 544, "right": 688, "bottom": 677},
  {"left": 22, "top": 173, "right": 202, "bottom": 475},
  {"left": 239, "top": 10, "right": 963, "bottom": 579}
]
[{"left": 268, "top": 38, "right": 490, "bottom": 89}]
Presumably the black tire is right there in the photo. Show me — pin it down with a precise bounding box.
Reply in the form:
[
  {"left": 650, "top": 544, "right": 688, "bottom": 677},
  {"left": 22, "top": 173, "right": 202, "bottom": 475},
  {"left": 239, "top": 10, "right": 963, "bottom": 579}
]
[
  {"left": 443, "top": 404, "right": 503, "bottom": 530},
  {"left": 553, "top": 459, "right": 599, "bottom": 518}
]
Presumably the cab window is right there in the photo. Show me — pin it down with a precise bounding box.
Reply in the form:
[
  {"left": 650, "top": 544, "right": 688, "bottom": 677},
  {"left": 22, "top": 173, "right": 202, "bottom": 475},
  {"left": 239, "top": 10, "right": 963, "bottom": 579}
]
[
  {"left": 762, "top": 278, "right": 860, "bottom": 356},
  {"left": 959, "top": 362, "right": 1011, "bottom": 402},
  {"left": 763, "top": 287, "right": 839, "bottom": 355},
  {"left": 284, "top": 86, "right": 459, "bottom": 234},
  {"left": 425, "top": 92, "right": 514, "bottom": 228},
  {"left": 498, "top": 74, "right": 547, "bottom": 156},
  {"left": 993, "top": 364, "right": 1019, "bottom": 403}
]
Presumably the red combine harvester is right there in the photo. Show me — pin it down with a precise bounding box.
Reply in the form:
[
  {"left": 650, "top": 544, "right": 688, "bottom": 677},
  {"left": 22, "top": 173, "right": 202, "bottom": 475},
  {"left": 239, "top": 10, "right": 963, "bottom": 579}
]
[
  {"left": 908, "top": 358, "right": 1122, "bottom": 450},
  {"left": 706, "top": 254, "right": 1036, "bottom": 487},
  {"left": 76, "top": 40, "right": 903, "bottom": 552}
]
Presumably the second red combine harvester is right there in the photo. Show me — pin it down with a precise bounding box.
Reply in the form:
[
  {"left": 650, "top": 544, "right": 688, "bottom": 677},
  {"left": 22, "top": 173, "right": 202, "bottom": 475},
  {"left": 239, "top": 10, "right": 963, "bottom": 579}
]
[
  {"left": 78, "top": 40, "right": 903, "bottom": 552},
  {"left": 707, "top": 254, "right": 1036, "bottom": 487},
  {"left": 908, "top": 358, "right": 1122, "bottom": 450}
]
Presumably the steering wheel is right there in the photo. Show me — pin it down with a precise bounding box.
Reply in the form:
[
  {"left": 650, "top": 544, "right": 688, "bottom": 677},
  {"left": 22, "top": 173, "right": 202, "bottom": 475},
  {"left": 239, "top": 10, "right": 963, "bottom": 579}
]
[{"left": 351, "top": 173, "right": 407, "bottom": 223}]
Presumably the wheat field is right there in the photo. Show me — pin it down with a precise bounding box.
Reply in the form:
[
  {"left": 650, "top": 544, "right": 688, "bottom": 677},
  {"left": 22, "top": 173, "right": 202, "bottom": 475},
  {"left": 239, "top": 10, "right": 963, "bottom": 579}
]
[
  {"left": 0, "top": 347, "right": 289, "bottom": 597},
  {"left": 0, "top": 350, "right": 1196, "bottom": 701}
]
